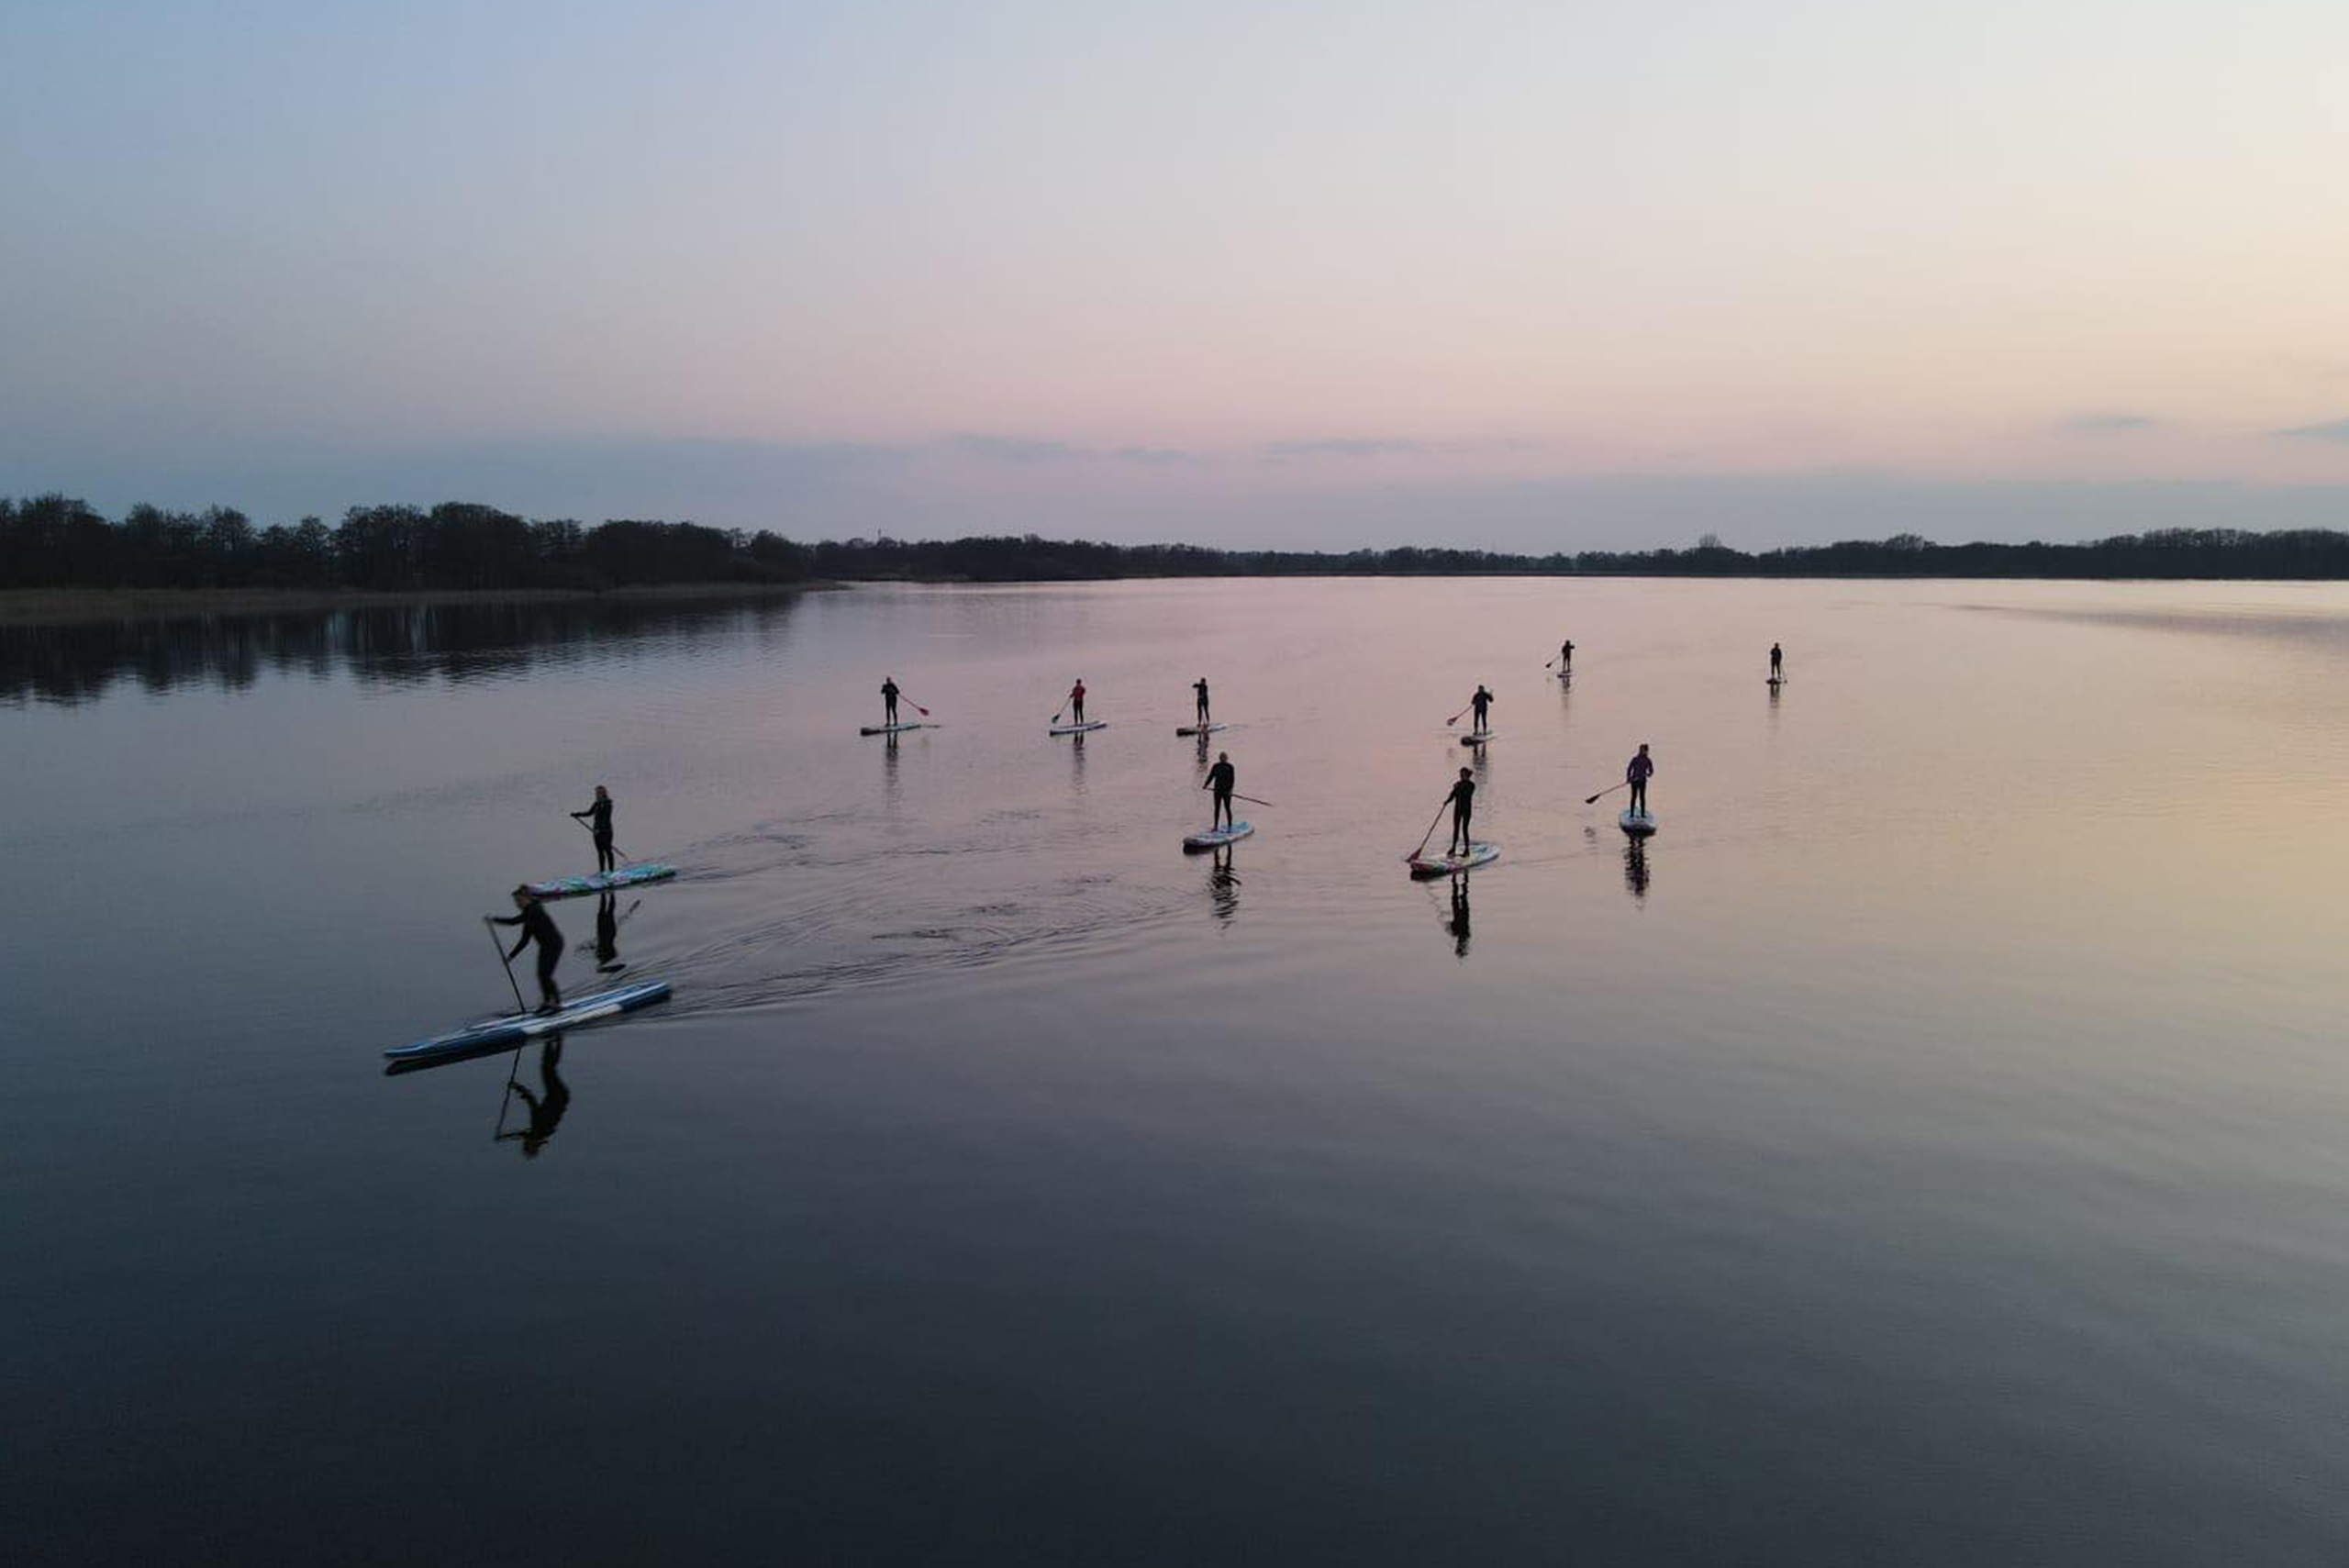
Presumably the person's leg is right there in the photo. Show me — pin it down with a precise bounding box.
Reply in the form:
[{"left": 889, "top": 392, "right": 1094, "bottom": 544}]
[
  {"left": 596, "top": 834, "right": 615, "bottom": 873},
  {"left": 537, "top": 949, "right": 561, "bottom": 1010}
]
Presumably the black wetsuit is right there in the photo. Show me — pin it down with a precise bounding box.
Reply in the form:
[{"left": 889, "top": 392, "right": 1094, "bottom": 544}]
[
  {"left": 1194, "top": 681, "right": 1210, "bottom": 726},
  {"left": 1561, "top": 641, "right": 1574, "bottom": 670},
  {"left": 571, "top": 795, "right": 615, "bottom": 873},
  {"left": 495, "top": 903, "right": 564, "bottom": 1010},
  {"left": 1769, "top": 646, "right": 1783, "bottom": 678},
  {"left": 1471, "top": 691, "right": 1492, "bottom": 731},
  {"left": 1627, "top": 752, "right": 1653, "bottom": 815},
  {"left": 882, "top": 680, "right": 900, "bottom": 723},
  {"left": 1205, "top": 759, "right": 1236, "bottom": 828},
  {"left": 1448, "top": 777, "right": 1475, "bottom": 851}
]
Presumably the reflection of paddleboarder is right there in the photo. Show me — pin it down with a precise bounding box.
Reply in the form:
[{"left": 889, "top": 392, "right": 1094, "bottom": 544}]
[
  {"left": 570, "top": 785, "right": 616, "bottom": 874},
  {"left": 1448, "top": 880, "right": 1471, "bottom": 956},
  {"left": 491, "top": 888, "right": 563, "bottom": 1013},
  {"left": 499, "top": 1036, "right": 570, "bottom": 1158},
  {"left": 1447, "top": 766, "right": 1476, "bottom": 852},
  {"left": 1203, "top": 751, "right": 1237, "bottom": 829},
  {"left": 882, "top": 676, "right": 901, "bottom": 725},
  {"left": 589, "top": 891, "right": 627, "bottom": 973},
  {"left": 1626, "top": 744, "right": 1654, "bottom": 816}
]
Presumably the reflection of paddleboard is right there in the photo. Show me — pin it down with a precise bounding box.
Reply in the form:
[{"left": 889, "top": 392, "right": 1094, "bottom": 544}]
[
  {"left": 1559, "top": 669, "right": 1573, "bottom": 682},
  {"left": 860, "top": 720, "right": 936, "bottom": 735},
  {"left": 1183, "top": 821, "right": 1253, "bottom": 851},
  {"left": 521, "top": 863, "right": 677, "bottom": 899},
  {"left": 1050, "top": 720, "right": 1108, "bottom": 735},
  {"left": 384, "top": 979, "right": 672, "bottom": 1064},
  {"left": 1460, "top": 730, "right": 1496, "bottom": 745},
  {"left": 1619, "top": 810, "right": 1657, "bottom": 836},
  {"left": 1408, "top": 842, "right": 1499, "bottom": 876},
  {"left": 1176, "top": 722, "right": 1228, "bottom": 736}
]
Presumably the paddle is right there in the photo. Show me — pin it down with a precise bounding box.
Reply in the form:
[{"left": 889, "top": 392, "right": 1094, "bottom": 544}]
[
  {"left": 1405, "top": 796, "right": 1451, "bottom": 862},
  {"left": 1584, "top": 780, "right": 1628, "bottom": 806},
  {"left": 484, "top": 917, "right": 528, "bottom": 1013},
  {"left": 896, "top": 689, "right": 932, "bottom": 717},
  {"left": 1230, "top": 793, "right": 1276, "bottom": 808},
  {"left": 1444, "top": 703, "right": 1473, "bottom": 727}
]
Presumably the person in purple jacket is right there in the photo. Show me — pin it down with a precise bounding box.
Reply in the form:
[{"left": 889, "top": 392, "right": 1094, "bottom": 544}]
[{"left": 1626, "top": 743, "right": 1654, "bottom": 815}]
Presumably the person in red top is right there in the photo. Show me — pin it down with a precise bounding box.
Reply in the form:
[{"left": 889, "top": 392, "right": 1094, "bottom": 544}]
[{"left": 1067, "top": 680, "right": 1086, "bottom": 724}]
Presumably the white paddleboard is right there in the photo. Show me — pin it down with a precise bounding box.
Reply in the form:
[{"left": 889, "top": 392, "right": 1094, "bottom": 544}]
[
  {"left": 1619, "top": 809, "right": 1657, "bottom": 836},
  {"left": 1050, "top": 720, "right": 1108, "bottom": 735},
  {"left": 1176, "top": 722, "right": 1228, "bottom": 736},
  {"left": 1183, "top": 820, "right": 1253, "bottom": 851},
  {"left": 1408, "top": 841, "right": 1498, "bottom": 876},
  {"left": 860, "top": 721, "right": 936, "bottom": 735},
  {"left": 1460, "top": 729, "right": 1496, "bottom": 745}
]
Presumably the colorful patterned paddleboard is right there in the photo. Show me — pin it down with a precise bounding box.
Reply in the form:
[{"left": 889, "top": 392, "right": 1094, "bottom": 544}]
[{"left": 520, "top": 863, "right": 678, "bottom": 899}]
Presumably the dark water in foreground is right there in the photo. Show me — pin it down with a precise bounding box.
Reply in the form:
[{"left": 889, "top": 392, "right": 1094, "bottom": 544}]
[{"left": 9, "top": 578, "right": 2349, "bottom": 1565}]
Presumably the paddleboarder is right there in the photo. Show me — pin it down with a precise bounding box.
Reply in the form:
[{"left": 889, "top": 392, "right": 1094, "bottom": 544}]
[
  {"left": 1204, "top": 751, "right": 1237, "bottom": 830},
  {"left": 1626, "top": 743, "right": 1654, "bottom": 817},
  {"left": 1447, "top": 765, "right": 1476, "bottom": 853},
  {"left": 1068, "top": 678, "right": 1087, "bottom": 726},
  {"left": 1470, "top": 684, "right": 1494, "bottom": 733},
  {"left": 1194, "top": 676, "right": 1211, "bottom": 728},
  {"left": 1769, "top": 643, "right": 1784, "bottom": 681},
  {"left": 570, "top": 784, "right": 616, "bottom": 874},
  {"left": 492, "top": 888, "right": 565, "bottom": 1014},
  {"left": 1560, "top": 639, "right": 1574, "bottom": 673},
  {"left": 882, "top": 676, "right": 901, "bottom": 726}
]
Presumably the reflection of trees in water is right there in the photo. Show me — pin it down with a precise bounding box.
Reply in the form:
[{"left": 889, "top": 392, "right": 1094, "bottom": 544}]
[{"left": 1, "top": 595, "right": 804, "bottom": 707}]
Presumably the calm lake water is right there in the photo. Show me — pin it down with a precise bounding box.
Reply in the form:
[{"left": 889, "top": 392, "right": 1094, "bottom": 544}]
[{"left": 10, "top": 577, "right": 2349, "bottom": 1565}]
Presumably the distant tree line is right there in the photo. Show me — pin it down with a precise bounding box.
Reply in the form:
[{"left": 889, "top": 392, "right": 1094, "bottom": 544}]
[
  {"left": 11, "top": 495, "right": 2349, "bottom": 588},
  {"left": 0, "top": 496, "right": 809, "bottom": 591}
]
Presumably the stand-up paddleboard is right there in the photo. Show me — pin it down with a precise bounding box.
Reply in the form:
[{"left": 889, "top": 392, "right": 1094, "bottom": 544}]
[
  {"left": 1050, "top": 720, "right": 1108, "bottom": 735},
  {"left": 521, "top": 863, "right": 678, "bottom": 899},
  {"left": 1183, "top": 821, "right": 1253, "bottom": 851},
  {"left": 1408, "top": 841, "right": 1498, "bottom": 876},
  {"left": 1460, "top": 729, "right": 1496, "bottom": 746},
  {"left": 1619, "top": 809, "right": 1658, "bottom": 836},
  {"left": 384, "top": 979, "right": 672, "bottom": 1066},
  {"left": 1176, "top": 722, "right": 1228, "bottom": 736},
  {"left": 860, "top": 720, "right": 937, "bottom": 735},
  {"left": 1766, "top": 676, "right": 1784, "bottom": 687}
]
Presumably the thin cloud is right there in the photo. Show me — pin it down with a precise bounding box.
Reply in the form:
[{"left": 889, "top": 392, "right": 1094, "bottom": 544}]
[
  {"left": 1257, "top": 438, "right": 1426, "bottom": 461},
  {"left": 2058, "top": 412, "right": 2161, "bottom": 434},
  {"left": 946, "top": 434, "right": 1087, "bottom": 463},
  {"left": 2275, "top": 418, "right": 2349, "bottom": 443},
  {"left": 947, "top": 435, "right": 1201, "bottom": 466}
]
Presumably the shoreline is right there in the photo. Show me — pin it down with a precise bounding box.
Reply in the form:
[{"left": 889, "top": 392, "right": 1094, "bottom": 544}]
[{"left": 0, "top": 580, "right": 841, "bottom": 628}]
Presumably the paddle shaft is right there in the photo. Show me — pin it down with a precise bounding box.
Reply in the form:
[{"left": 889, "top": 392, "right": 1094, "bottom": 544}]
[
  {"left": 1584, "top": 780, "right": 1628, "bottom": 806},
  {"left": 484, "top": 917, "right": 528, "bottom": 1013},
  {"left": 1410, "top": 796, "right": 1450, "bottom": 858},
  {"left": 575, "top": 816, "right": 633, "bottom": 863},
  {"left": 1230, "top": 793, "right": 1275, "bottom": 807}
]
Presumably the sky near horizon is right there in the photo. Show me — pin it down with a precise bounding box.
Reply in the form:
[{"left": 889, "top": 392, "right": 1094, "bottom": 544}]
[{"left": 5, "top": 0, "right": 2347, "bottom": 549}]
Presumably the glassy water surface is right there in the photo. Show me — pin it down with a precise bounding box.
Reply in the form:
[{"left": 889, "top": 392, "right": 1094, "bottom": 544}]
[{"left": 9, "top": 578, "right": 2349, "bottom": 1564}]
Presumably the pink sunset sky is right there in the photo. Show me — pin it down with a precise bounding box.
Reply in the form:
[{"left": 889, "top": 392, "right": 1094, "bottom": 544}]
[{"left": 5, "top": 0, "right": 2346, "bottom": 548}]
